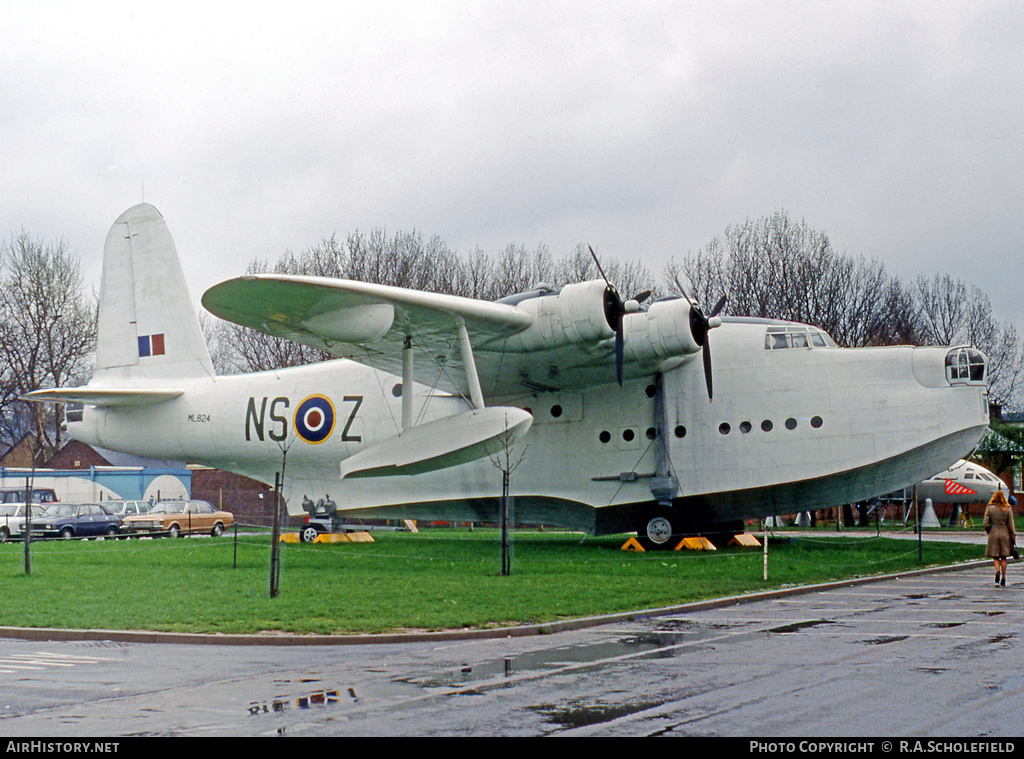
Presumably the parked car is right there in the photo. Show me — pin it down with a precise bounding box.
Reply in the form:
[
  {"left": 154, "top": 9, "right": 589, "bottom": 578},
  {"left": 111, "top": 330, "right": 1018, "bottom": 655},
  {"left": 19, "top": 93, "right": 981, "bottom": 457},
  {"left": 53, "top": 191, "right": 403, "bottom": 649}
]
[
  {"left": 121, "top": 500, "right": 233, "bottom": 538},
  {"left": 100, "top": 500, "right": 152, "bottom": 517},
  {"left": 0, "top": 488, "right": 58, "bottom": 505},
  {"left": 0, "top": 503, "right": 28, "bottom": 542},
  {"left": 30, "top": 503, "right": 121, "bottom": 539}
]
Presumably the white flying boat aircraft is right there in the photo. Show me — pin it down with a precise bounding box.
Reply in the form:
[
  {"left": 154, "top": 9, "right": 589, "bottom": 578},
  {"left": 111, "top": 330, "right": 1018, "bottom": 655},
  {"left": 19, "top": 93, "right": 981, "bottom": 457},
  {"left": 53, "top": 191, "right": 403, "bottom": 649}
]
[{"left": 27, "top": 204, "right": 992, "bottom": 548}]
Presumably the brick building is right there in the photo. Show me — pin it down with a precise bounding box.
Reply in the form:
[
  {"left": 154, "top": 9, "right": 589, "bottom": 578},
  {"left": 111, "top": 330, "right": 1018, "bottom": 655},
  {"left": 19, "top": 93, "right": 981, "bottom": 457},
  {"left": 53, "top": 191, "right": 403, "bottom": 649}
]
[{"left": 44, "top": 439, "right": 115, "bottom": 469}]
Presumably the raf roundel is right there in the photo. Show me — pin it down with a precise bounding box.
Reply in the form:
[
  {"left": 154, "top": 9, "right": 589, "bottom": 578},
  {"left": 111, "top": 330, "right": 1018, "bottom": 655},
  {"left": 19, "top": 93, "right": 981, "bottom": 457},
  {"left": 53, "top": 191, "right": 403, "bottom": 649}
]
[{"left": 294, "top": 395, "right": 336, "bottom": 444}]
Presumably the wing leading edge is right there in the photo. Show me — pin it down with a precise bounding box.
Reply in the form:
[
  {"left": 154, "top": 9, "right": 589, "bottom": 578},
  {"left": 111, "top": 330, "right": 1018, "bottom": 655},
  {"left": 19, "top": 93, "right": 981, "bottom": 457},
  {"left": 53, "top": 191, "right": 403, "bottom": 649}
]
[
  {"left": 24, "top": 387, "right": 183, "bottom": 407},
  {"left": 202, "top": 275, "right": 703, "bottom": 397}
]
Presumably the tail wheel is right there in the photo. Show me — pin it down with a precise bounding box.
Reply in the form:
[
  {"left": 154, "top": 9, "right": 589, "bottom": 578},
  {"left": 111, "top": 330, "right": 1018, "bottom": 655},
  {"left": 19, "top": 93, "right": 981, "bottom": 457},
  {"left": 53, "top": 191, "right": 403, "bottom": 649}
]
[{"left": 637, "top": 507, "right": 681, "bottom": 551}]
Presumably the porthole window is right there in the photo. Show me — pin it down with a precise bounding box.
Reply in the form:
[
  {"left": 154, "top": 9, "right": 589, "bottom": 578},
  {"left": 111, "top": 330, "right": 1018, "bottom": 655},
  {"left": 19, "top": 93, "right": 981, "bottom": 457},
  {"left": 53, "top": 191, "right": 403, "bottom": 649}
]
[
  {"left": 646, "top": 427, "right": 657, "bottom": 440},
  {"left": 550, "top": 404, "right": 563, "bottom": 418},
  {"left": 719, "top": 422, "right": 731, "bottom": 435},
  {"left": 622, "top": 428, "right": 636, "bottom": 443},
  {"left": 785, "top": 417, "right": 797, "bottom": 430},
  {"left": 811, "top": 416, "right": 823, "bottom": 429},
  {"left": 645, "top": 385, "right": 657, "bottom": 398},
  {"left": 599, "top": 430, "right": 611, "bottom": 444},
  {"left": 740, "top": 421, "right": 752, "bottom": 434},
  {"left": 761, "top": 420, "right": 773, "bottom": 432},
  {"left": 674, "top": 425, "right": 687, "bottom": 438},
  {"left": 392, "top": 383, "right": 403, "bottom": 398}
]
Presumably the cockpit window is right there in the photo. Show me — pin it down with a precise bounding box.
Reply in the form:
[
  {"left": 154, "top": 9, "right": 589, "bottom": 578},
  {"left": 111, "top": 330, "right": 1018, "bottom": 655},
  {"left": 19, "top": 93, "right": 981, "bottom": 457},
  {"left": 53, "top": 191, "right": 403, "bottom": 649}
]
[
  {"left": 945, "top": 347, "right": 986, "bottom": 384},
  {"left": 764, "top": 326, "right": 837, "bottom": 350}
]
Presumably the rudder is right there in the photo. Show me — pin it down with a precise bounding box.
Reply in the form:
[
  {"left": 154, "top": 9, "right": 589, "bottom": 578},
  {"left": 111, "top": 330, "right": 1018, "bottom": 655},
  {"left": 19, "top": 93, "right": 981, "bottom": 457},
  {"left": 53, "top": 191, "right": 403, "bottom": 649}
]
[{"left": 94, "top": 203, "right": 213, "bottom": 381}]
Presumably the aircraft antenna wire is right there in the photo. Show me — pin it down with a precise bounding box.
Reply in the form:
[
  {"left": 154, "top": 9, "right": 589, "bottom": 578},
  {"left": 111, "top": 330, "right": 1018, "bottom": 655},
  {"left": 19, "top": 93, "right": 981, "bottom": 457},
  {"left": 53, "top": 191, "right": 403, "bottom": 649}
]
[
  {"left": 417, "top": 318, "right": 488, "bottom": 414},
  {"left": 414, "top": 334, "right": 460, "bottom": 426},
  {"left": 604, "top": 436, "right": 659, "bottom": 508},
  {"left": 349, "top": 342, "right": 403, "bottom": 435}
]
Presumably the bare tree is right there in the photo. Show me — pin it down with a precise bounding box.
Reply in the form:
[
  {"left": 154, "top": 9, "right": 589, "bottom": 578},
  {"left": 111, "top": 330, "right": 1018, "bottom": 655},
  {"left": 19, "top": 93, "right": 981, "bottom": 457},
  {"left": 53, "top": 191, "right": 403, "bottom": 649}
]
[
  {"left": 667, "top": 212, "right": 919, "bottom": 348},
  {"left": 913, "top": 273, "right": 969, "bottom": 346},
  {"left": 0, "top": 234, "right": 95, "bottom": 457},
  {"left": 202, "top": 212, "right": 1023, "bottom": 412},
  {"left": 458, "top": 246, "right": 495, "bottom": 300},
  {"left": 208, "top": 254, "right": 333, "bottom": 374},
  {"left": 915, "top": 274, "right": 1024, "bottom": 408}
]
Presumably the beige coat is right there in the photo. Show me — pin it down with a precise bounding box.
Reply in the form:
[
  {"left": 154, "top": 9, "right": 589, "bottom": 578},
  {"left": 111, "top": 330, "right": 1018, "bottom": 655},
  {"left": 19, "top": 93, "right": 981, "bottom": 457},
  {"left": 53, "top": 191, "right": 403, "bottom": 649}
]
[{"left": 984, "top": 504, "right": 1017, "bottom": 559}]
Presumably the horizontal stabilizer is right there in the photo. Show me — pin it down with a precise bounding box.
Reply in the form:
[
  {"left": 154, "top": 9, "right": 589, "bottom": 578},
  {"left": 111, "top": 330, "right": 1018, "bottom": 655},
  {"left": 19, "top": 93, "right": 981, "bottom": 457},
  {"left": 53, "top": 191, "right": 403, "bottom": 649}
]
[
  {"left": 23, "top": 386, "right": 183, "bottom": 408},
  {"left": 339, "top": 406, "right": 533, "bottom": 479}
]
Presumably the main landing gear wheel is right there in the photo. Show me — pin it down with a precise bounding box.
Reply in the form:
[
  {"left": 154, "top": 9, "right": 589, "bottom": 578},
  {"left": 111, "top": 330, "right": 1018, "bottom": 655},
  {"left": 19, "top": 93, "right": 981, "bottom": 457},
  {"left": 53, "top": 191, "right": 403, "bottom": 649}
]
[
  {"left": 300, "top": 525, "right": 321, "bottom": 543},
  {"left": 637, "top": 507, "right": 681, "bottom": 551}
]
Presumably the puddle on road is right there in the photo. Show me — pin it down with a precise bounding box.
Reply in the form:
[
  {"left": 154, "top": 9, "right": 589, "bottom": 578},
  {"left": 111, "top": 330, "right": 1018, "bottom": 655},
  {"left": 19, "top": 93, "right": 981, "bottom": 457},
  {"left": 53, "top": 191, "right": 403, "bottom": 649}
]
[
  {"left": 861, "top": 635, "right": 909, "bottom": 645},
  {"left": 531, "top": 698, "right": 665, "bottom": 730},
  {"left": 396, "top": 634, "right": 684, "bottom": 692},
  {"left": 245, "top": 623, "right": 758, "bottom": 720},
  {"left": 766, "top": 619, "right": 835, "bottom": 634},
  {"left": 397, "top": 620, "right": 827, "bottom": 694},
  {"left": 249, "top": 688, "right": 342, "bottom": 715}
]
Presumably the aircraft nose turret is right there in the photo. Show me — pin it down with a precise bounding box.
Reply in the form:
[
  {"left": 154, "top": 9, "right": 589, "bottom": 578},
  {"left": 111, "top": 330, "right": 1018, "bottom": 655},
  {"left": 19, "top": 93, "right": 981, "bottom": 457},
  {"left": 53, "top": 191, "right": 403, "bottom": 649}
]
[
  {"left": 911, "top": 345, "right": 988, "bottom": 389},
  {"left": 944, "top": 346, "right": 987, "bottom": 385}
]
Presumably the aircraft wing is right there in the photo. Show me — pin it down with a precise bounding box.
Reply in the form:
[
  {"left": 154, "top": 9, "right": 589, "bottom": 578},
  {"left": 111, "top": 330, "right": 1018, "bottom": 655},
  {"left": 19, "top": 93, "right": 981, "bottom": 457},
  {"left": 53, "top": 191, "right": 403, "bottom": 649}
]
[
  {"left": 202, "top": 275, "right": 701, "bottom": 397},
  {"left": 24, "top": 387, "right": 184, "bottom": 407}
]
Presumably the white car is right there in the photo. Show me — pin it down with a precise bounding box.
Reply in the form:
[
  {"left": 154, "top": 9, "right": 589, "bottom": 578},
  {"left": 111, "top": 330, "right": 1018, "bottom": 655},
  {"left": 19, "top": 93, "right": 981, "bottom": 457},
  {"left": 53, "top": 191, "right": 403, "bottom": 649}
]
[
  {"left": 0, "top": 503, "right": 29, "bottom": 542},
  {"left": 100, "top": 500, "right": 152, "bottom": 517}
]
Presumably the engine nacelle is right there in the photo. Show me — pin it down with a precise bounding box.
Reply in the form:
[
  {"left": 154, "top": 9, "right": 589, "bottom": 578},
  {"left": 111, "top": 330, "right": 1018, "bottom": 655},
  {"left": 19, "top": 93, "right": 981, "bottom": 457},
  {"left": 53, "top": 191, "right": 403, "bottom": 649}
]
[
  {"left": 621, "top": 297, "right": 702, "bottom": 363},
  {"left": 502, "top": 280, "right": 615, "bottom": 352},
  {"left": 501, "top": 282, "right": 702, "bottom": 364}
]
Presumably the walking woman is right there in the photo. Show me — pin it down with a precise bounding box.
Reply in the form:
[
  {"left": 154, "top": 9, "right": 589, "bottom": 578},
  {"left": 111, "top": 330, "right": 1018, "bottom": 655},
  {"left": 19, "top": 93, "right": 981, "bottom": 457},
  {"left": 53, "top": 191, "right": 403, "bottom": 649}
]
[{"left": 984, "top": 490, "right": 1017, "bottom": 586}]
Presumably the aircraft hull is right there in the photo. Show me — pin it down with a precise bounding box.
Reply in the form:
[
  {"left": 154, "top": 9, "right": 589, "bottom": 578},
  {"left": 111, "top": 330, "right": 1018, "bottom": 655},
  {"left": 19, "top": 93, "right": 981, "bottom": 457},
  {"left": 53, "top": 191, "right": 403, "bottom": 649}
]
[
  {"left": 40, "top": 204, "right": 993, "bottom": 544},
  {"left": 68, "top": 330, "right": 989, "bottom": 536},
  {"left": 313, "top": 425, "right": 987, "bottom": 534}
]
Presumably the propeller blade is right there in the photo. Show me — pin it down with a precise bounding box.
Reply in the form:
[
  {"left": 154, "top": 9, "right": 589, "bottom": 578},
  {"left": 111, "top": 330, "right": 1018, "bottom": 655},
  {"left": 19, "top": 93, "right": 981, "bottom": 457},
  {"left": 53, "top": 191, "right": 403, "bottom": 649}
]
[
  {"left": 590, "top": 243, "right": 629, "bottom": 386},
  {"left": 675, "top": 285, "right": 725, "bottom": 402},
  {"left": 709, "top": 294, "right": 728, "bottom": 318},
  {"left": 615, "top": 324, "right": 624, "bottom": 387},
  {"left": 703, "top": 342, "right": 713, "bottom": 402},
  {"left": 633, "top": 290, "right": 652, "bottom": 304},
  {"left": 673, "top": 274, "right": 695, "bottom": 307},
  {"left": 588, "top": 244, "right": 611, "bottom": 286}
]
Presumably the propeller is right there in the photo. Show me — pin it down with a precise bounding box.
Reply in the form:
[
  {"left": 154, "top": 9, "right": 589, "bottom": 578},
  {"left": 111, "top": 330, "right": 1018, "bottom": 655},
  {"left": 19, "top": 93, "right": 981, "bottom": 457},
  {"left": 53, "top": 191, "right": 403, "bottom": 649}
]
[
  {"left": 673, "top": 274, "right": 727, "bottom": 401},
  {"left": 588, "top": 245, "right": 651, "bottom": 386}
]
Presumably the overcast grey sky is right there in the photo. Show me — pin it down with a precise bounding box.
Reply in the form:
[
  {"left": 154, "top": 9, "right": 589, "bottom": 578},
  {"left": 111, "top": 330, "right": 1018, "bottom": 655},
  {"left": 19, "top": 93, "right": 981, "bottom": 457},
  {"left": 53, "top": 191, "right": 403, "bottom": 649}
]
[{"left": 3, "top": 1, "right": 1023, "bottom": 327}]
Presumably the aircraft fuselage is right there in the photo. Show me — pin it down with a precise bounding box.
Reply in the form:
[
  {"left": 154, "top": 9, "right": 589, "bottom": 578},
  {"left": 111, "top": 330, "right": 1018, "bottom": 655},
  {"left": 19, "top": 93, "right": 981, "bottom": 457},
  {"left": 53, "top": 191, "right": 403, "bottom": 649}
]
[
  {"left": 39, "top": 203, "right": 990, "bottom": 546},
  {"left": 69, "top": 319, "right": 989, "bottom": 536}
]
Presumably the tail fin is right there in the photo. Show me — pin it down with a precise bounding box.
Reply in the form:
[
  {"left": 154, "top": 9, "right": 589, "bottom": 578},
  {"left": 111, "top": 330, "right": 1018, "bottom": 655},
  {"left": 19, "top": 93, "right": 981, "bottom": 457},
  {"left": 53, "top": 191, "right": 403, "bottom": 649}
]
[{"left": 94, "top": 203, "right": 214, "bottom": 381}]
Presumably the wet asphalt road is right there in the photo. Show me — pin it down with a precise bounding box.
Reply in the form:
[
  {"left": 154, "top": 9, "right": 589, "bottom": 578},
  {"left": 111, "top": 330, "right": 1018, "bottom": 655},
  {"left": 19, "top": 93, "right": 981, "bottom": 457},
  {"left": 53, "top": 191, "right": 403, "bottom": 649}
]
[{"left": 0, "top": 558, "right": 1021, "bottom": 738}]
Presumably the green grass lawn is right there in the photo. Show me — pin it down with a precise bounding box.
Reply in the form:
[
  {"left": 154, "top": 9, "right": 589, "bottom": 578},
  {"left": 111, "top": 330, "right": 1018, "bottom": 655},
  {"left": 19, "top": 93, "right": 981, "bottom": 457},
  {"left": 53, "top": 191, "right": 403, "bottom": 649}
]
[{"left": 0, "top": 528, "right": 985, "bottom": 635}]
